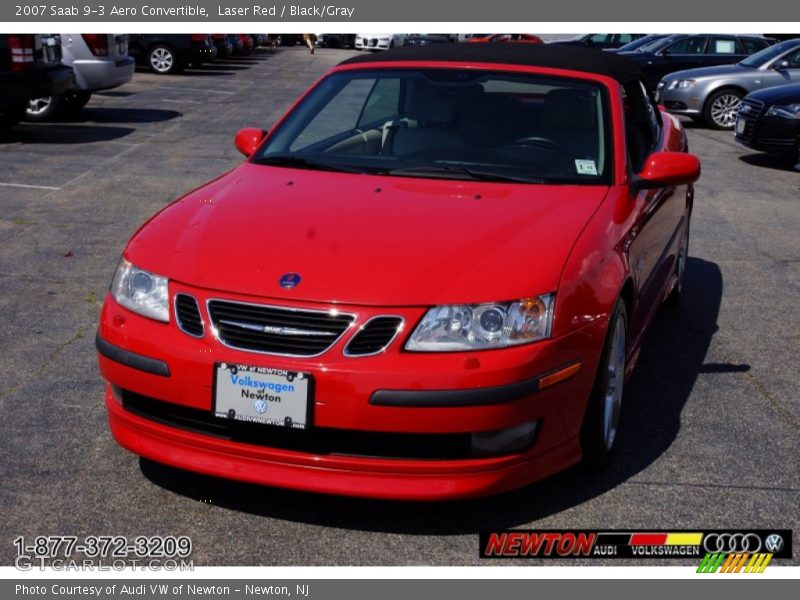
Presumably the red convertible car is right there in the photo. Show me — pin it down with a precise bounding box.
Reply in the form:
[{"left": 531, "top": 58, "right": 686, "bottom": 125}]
[{"left": 97, "top": 45, "right": 700, "bottom": 500}]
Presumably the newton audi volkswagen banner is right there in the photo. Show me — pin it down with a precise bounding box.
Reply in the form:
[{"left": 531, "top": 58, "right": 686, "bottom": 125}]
[
  {"left": 479, "top": 529, "right": 792, "bottom": 562},
  {"left": 2, "top": 0, "right": 800, "bottom": 22}
]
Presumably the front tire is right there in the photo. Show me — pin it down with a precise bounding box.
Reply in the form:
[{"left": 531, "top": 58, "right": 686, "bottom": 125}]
[
  {"left": 148, "top": 45, "right": 180, "bottom": 74},
  {"left": 580, "top": 299, "right": 628, "bottom": 470},
  {"left": 665, "top": 221, "right": 690, "bottom": 308},
  {"left": 704, "top": 89, "right": 743, "bottom": 130}
]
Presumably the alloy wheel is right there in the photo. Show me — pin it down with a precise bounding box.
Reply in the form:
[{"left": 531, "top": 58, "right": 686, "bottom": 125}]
[
  {"left": 149, "top": 47, "right": 174, "bottom": 73},
  {"left": 27, "top": 97, "right": 53, "bottom": 117},
  {"left": 710, "top": 93, "right": 741, "bottom": 128},
  {"left": 603, "top": 315, "right": 626, "bottom": 450}
]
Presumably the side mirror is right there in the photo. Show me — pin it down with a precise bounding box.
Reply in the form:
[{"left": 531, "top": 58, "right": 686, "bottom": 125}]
[
  {"left": 235, "top": 128, "right": 267, "bottom": 157},
  {"left": 773, "top": 60, "right": 790, "bottom": 70},
  {"left": 632, "top": 152, "right": 701, "bottom": 191}
]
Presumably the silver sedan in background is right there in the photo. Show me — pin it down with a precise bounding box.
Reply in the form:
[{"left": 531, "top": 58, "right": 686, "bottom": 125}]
[{"left": 656, "top": 38, "right": 800, "bottom": 129}]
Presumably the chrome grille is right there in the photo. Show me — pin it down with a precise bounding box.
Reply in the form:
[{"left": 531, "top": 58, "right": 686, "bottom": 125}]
[
  {"left": 175, "top": 294, "right": 204, "bottom": 337},
  {"left": 344, "top": 316, "right": 404, "bottom": 357},
  {"left": 735, "top": 98, "right": 765, "bottom": 143},
  {"left": 207, "top": 299, "right": 355, "bottom": 357}
]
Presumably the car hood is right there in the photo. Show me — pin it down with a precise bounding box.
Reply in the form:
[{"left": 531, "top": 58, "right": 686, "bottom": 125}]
[
  {"left": 662, "top": 63, "right": 751, "bottom": 82},
  {"left": 746, "top": 81, "right": 800, "bottom": 103},
  {"left": 126, "top": 164, "right": 609, "bottom": 306}
]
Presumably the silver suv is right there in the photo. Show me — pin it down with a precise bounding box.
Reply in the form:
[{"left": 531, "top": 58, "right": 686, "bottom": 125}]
[
  {"left": 657, "top": 38, "right": 800, "bottom": 129},
  {"left": 26, "top": 34, "right": 134, "bottom": 121}
]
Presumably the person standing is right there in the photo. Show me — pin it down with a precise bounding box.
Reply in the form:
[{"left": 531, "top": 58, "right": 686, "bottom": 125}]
[{"left": 303, "top": 34, "right": 315, "bottom": 54}]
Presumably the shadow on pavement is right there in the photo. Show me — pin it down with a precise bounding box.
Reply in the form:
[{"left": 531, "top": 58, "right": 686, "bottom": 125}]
[
  {"left": 60, "top": 107, "right": 182, "bottom": 124},
  {"left": 0, "top": 123, "right": 135, "bottom": 144},
  {"left": 141, "top": 257, "right": 732, "bottom": 534},
  {"left": 738, "top": 153, "right": 799, "bottom": 173}
]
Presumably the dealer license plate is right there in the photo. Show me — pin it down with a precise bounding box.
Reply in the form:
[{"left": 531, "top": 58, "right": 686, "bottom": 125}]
[
  {"left": 213, "top": 363, "right": 310, "bottom": 429},
  {"left": 735, "top": 118, "right": 746, "bottom": 135}
]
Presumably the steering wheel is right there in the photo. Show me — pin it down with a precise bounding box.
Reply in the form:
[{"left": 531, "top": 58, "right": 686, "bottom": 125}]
[{"left": 509, "top": 136, "right": 562, "bottom": 151}]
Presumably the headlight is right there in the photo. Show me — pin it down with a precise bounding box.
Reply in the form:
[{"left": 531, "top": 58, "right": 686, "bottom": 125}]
[
  {"left": 111, "top": 259, "right": 170, "bottom": 322},
  {"left": 766, "top": 103, "right": 800, "bottom": 120},
  {"left": 406, "top": 295, "right": 554, "bottom": 352},
  {"left": 668, "top": 79, "right": 696, "bottom": 90}
]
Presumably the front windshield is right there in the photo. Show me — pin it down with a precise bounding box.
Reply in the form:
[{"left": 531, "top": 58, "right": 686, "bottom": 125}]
[
  {"left": 635, "top": 34, "right": 681, "bottom": 53},
  {"left": 256, "top": 68, "right": 612, "bottom": 185},
  {"left": 739, "top": 40, "right": 797, "bottom": 68},
  {"left": 616, "top": 34, "right": 665, "bottom": 53}
]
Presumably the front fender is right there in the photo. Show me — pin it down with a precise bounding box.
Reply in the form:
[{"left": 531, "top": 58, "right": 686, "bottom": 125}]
[{"left": 553, "top": 186, "right": 635, "bottom": 342}]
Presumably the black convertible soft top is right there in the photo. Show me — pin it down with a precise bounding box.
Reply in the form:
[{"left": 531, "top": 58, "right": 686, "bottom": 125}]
[{"left": 339, "top": 43, "right": 644, "bottom": 84}]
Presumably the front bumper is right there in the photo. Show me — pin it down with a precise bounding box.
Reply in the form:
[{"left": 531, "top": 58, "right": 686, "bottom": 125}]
[
  {"left": 97, "top": 289, "right": 606, "bottom": 499},
  {"left": 734, "top": 116, "right": 800, "bottom": 156},
  {"left": 356, "top": 38, "right": 392, "bottom": 51},
  {"left": 657, "top": 86, "right": 703, "bottom": 117}
]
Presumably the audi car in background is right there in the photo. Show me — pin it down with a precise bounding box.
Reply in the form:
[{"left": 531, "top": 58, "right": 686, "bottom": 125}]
[
  {"left": 355, "top": 34, "right": 407, "bottom": 51},
  {"left": 621, "top": 34, "right": 774, "bottom": 88},
  {"left": 735, "top": 82, "right": 800, "bottom": 165},
  {"left": 0, "top": 33, "right": 74, "bottom": 130},
  {"left": 128, "top": 34, "right": 216, "bottom": 74},
  {"left": 25, "top": 34, "right": 134, "bottom": 121},
  {"left": 656, "top": 38, "right": 800, "bottom": 129},
  {"left": 96, "top": 45, "right": 700, "bottom": 500}
]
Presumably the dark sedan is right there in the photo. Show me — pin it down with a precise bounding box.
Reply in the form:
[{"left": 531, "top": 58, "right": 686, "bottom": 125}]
[
  {"left": 621, "top": 34, "right": 774, "bottom": 87},
  {"left": 735, "top": 82, "right": 800, "bottom": 165},
  {"left": 128, "top": 34, "right": 216, "bottom": 74},
  {"left": 551, "top": 33, "right": 644, "bottom": 50}
]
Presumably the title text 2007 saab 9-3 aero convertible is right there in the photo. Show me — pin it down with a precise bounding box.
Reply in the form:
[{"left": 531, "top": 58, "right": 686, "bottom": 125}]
[{"left": 96, "top": 45, "right": 700, "bottom": 500}]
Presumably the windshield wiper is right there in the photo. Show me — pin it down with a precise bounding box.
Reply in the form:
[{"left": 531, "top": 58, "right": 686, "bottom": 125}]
[
  {"left": 387, "top": 165, "right": 545, "bottom": 184},
  {"left": 252, "top": 155, "right": 364, "bottom": 174}
]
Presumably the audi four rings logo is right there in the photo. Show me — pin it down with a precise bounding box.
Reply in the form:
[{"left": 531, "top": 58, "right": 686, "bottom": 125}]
[{"left": 703, "top": 533, "right": 762, "bottom": 553}]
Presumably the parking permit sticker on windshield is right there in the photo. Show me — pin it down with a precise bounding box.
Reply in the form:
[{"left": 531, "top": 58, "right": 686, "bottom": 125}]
[{"left": 575, "top": 160, "right": 598, "bottom": 176}]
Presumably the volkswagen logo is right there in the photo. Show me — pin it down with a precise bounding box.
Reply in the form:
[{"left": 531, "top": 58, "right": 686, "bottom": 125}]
[
  {"left": 254, "top": 400, "right": 267, "bottom": 414},
  {"left": 739, "top": 104, "right": 751, "bottom": 114},
  {"left": 765, "top": 534, "right": 784, "bottom": 553},
  {"left": 703, "top": 533, "right": 762, "bottom": 554},
  {"left": 279, "top": 273, "right": 301, "bottom": 289}
]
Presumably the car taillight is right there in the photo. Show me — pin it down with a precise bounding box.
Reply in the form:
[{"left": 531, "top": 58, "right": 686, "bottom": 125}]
[
  {"left": 191, "top": 34, "right": 207, "bottom": 42},
  {"left": 8, "top": 34, "right": 35, "bottom": 71},
  {"left": 81, "top": 34, "right": 108, "bottom": 56}
]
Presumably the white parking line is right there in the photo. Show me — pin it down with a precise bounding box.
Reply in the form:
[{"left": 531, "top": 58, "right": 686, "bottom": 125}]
[
  {"left": 0, "top": 182, "right": 61, "bottom": 191},
  {"left": 161, "top": 86, "right": 236, "bottom": 95},
  {"left": 161, "top": 99, "right": 202, "bottom": 105}
]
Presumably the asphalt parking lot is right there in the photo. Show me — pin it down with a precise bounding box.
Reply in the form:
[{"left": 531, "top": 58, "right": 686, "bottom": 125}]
[{"left": 1, "top": 46, "right": 798, "bottom": 567}]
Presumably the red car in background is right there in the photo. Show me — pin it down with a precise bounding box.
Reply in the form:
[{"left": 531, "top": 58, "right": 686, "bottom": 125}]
[
  {"left": 467, "top": 34, "right": 544, "bottom": 44},
  {"left": 97, "top": 45, "right": 700, "bottom": 500}
]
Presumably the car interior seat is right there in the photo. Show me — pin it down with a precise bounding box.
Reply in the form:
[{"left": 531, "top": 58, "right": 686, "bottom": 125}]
[{"left": 388, "top": 83, "right": 462, "bottom": 156}]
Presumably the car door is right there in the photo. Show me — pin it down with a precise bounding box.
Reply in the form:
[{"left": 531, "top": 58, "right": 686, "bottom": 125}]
[{"left": 622, "top": 80, "right": 685, "bottom": 338}]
